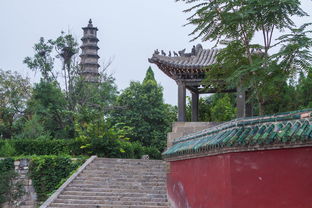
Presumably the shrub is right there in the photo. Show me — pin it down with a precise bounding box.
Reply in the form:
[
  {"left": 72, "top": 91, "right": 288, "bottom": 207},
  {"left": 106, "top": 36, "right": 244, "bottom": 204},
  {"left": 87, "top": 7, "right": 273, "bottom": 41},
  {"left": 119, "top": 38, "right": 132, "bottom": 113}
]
[
  {"left": 0, "top": 141, "right": 16, "bottom": 157},
  {"left": 16, "top": 115, "right": 51, "bottom": 140},
  {"left": 144, "top": 146, "right": 162, "bottom": 160},
  {"left": 0, "top": 139, "right": 162, "bottom": 159},
  {"left": 28, "top": 155, "right": 85, "bottom": 201},
  {"left": 0, "top": 139, "right": 84, "bottom": 156}
]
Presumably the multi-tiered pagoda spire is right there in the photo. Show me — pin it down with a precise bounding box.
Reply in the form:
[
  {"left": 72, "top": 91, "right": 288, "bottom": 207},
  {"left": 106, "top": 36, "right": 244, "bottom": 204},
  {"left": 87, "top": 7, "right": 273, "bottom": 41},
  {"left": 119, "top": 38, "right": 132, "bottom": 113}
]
[{"left": 79, "top": 19, "right": 100, "bottom": 82}]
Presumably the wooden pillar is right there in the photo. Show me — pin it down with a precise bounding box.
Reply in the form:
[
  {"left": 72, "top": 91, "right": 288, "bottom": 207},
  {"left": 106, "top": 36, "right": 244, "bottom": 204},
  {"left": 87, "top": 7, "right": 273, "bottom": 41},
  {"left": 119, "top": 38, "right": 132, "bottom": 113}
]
[
  {"left": 237, "top": 87, "right": 246, "bottom": 118},
  {"left": 177, "top": 81, "right": 186, "bottom": 122},
  {"left": 191, "top": 92, "right": 199, "bottom": 122}
]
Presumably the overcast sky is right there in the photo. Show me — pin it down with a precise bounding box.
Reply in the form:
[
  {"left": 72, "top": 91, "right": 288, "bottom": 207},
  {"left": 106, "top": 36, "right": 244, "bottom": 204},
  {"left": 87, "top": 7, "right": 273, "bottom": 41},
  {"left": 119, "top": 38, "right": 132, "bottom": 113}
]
[{"left": 1, "top": 0, "right": 311, "bottom": 105}]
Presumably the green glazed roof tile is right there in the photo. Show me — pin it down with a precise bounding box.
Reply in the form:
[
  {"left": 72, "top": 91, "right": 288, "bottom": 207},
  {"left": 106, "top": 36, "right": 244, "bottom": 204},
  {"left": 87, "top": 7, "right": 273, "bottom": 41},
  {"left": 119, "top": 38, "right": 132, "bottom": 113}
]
[
  {"left": 236, "top": 127, "right": 252, "bottom": 145},
  {"left": 163, "top": 109, "right": 312, "bottom": 160}
]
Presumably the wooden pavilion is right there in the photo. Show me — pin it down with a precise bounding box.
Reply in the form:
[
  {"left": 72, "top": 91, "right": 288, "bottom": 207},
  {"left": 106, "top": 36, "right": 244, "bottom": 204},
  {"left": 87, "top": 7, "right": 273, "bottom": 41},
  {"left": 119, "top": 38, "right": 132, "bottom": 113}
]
[{"left": 149, "top": 44, "right": 248, "bottom": 122}]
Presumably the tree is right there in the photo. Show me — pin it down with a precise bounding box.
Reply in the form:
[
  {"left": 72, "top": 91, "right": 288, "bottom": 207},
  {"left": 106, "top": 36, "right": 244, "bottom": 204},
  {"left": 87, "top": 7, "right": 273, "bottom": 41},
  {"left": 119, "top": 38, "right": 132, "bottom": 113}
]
[
  {"left": 24, "top": 37, "right": 56, "bottom": 82},
  {"left": 51, "top": 32, "right": 79, "bottom": 110},
  {"left": 297, "top": 71, "right": 312, "bottom": 109},
  {"left": 186, "top": 93, "right": 236, "bottom": 122},
  {"left": 16, "top": 115, "right": 51, "bottom": 140},
  {"left": 0, "top": 69, "right": 31, "bottom": 139},
  {"left": 211, "top": 94, "right": 236, "bottom": 121},
  {"left": 186, "top": 96, "right": 212, "bottom": 122},
  {"left": 111, "top": 67, "right": 176, "bottom": 151},
  {"left": 23, "top": 33, "right": 118, "bottom": 139},
  {"left": 178, "top": 0, "right": 312, "bottom": 115},
  {"left": 26, "top": 81, "right": 70, "bottom": 139},
  {"left": 73, "top": 70, "right": 118, "bottom": 118}
]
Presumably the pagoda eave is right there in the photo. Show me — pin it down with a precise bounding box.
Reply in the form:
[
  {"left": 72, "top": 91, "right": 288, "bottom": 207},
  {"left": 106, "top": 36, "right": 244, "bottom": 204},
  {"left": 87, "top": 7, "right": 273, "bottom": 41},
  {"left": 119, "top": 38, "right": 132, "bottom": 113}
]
[
  {"left": 80, "top": 63, "right": 100, "bottom": 67},
  {"left": 79, "top": 71, "right": 100, "bottom": 75},
  {"left": 80, "top": 54, "right": 100, "bottom": 58},
  {"left": 82, "top": 27, "right": 98, "bottom": 31},
  {"left": 80, "top": 45, "right": 100, "bottom": 50},
  {"left": 81, "top": 36, "right": 99, "bottom": 41}
]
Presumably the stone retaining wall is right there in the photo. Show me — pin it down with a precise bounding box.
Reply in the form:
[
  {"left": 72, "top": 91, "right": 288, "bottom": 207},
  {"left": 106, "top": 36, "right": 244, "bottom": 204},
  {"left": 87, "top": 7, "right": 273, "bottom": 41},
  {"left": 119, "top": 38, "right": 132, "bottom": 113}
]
[
  {"left": 2, "top": 159, "right": 37, "bottom": 208},
  {"left": 167, "top": 122, "right": 221, "bottom": 148}
]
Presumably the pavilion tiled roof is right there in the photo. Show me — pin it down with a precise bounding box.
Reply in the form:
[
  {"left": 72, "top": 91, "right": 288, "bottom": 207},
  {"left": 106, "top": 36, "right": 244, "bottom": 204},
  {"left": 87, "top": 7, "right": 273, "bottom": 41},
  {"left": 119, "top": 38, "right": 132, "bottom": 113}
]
[
  {"left": 148, "top": 44, "right": 219, "bottom": 79},
  {"left": 163, "top": 109, "right": 312, "bottom": 161}
]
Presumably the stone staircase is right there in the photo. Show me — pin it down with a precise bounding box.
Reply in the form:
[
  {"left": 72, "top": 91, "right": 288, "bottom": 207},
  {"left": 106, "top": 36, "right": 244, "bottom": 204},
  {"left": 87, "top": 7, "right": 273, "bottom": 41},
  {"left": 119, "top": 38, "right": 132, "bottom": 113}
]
[{"left": 41, "top": 157, "right": 169, "bottom": 208}]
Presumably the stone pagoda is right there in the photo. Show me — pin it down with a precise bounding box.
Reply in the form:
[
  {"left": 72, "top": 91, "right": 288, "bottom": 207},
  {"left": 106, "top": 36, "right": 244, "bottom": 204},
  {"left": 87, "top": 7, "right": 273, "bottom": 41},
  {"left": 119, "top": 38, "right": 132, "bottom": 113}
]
[{"left": 79, "top": 19, "right": 100, "bottom": 82}]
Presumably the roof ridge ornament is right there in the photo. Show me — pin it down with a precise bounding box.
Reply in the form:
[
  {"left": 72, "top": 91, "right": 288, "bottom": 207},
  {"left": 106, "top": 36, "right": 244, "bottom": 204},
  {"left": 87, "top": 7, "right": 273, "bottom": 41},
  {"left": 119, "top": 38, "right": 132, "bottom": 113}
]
[
  {"left": 88, "top": 19, "right": 93, "bottom": 27},
  {"left": 195, "top": 44, "right": 203, "bottom": 54}
]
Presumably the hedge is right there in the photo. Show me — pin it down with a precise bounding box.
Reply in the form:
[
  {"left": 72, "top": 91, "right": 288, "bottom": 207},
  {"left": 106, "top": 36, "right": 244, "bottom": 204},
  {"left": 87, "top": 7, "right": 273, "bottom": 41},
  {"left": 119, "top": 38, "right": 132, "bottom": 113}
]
[
  {"left": 0, "top": 139, "right": 161, "bottom": 159},
  {"left": 28, "top": 155, "right": 85, "bottom": 201},
  {"left": 0, "top": 139, "right": 83, "bottom": 156}
]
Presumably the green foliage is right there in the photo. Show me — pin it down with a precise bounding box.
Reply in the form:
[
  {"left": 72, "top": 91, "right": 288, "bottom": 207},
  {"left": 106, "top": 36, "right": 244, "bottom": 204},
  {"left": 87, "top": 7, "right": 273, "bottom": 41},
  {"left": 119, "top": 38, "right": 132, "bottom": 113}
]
[
  {"left": 26, "top": 81, "right": 71, "bottom": 139},
  {"left": 73, "top": 73, "right": 118, "bottom": 119},
  {"left": 73, "top": 117, "right": 159, "bottom": 159},
  {"left": 143, "top": 146, "right": 162, "bottom": 160},
  {"left": 272, "top": 23, "right": 312, "bottom": 77},
  {"left": 0, "top": 69, "right": 31, "bottom": 139},
  {"left": 24, "top": 37, "right": 55, "bottom": 82},
  {"left": 28, "top": 156, "right": 84, "bottom": 201},
  {"left": 0, "top": 141, "right": 16, "bottom": 157},
  {"left": 0, "top": 138, "right": 160, "bottom": 159},
  {"left": 179, "top": 0, "right": 307, "bottom": 42},
  {"left": 0, "top": 158, "right": 24, "bottom": 206},
  {"left": 186, "top": 97, "right": 212, "bottom": 122},
  {"left": 16, "top": 115, "right": 51, "bottom": 140},
  {"left": 111, "top": 67, "right": 176, "bottom": 151},
  {"left": 179, "top": 0, "right": 312, "bottom": 116},
  {"left": 74, "top": 117, "right": 130, "bottom": 157},
  {"left": 0, "top": 139, "right": 78, "bottom": 156},
  {"left": 297, "top": 72, "right": 312, "bottom": 109},
  {"left": 211, "top": 94, "right": 236, "bottom": 121},
  {"left": 0, "top": 158, "right": 14, "bottom": 205},
  {"left": 186, "top": 94, "right": 236, "bottom": 122},
  {"left": 51, "top": 32, "right": 79, "bottom": 110},
  {"left": 118, "top": 141, "right": 161, "bottom": 159}
]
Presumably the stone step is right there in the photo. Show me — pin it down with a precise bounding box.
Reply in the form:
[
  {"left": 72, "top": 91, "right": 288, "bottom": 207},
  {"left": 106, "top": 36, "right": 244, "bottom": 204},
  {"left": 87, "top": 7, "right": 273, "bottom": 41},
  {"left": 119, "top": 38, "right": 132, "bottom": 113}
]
[
  {"left": 90, "top": 161, "right": 166, "bottom": 166},
  {"left": 57, "top": 195, "right": 168, "bottom": 202},
  {"left": 87, "top": 166, "right": 166, "bottom": 173},
  {"left": 45, "top": 157, "right": 169, "bottom": 208},
  {"left": 76, "top": 176, "right": 166, "bottom": 182},
  {"left": 69, "top": 183, "right": 166, "bottom": 189},
  {"left": 67, "top": 184, "right": 167, "bottom": 191},
  {"left": 86, "top": 165, "right": 165, "bottom": 173},
  {"left": 64, "top": 186, "right": 167, "bottom": 194},
  {"left": 94, "top": 158, "right": 166, "bottom": 163},
  {"left": 80, "top": 170, "right": 166, "bottom": 177},
  {"left": 52, "top": 199, "right": 168, "bottom": 206},
  {"left": 19, "top": 206, "right": 35, "bottom": 208},
  {"left": 49, "top": 204, "right": 169, "bottom": 208},
  {"left": 89, "top": 163, "right": 166, "bottom": 168},
  {"left": 61, "top": 191, "right": 167, "bottom": 198},
  {"left": 71, "top": 180, "right": 166, "bottom": 186}
]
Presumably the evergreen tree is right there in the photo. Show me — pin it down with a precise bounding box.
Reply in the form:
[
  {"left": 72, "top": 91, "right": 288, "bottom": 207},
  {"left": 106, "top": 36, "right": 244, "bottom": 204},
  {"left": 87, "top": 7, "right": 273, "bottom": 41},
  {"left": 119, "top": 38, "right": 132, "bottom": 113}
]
[
  {"left": 26, "top": 81, "right": 70, "bottom": 139},
  {"left": 111, "top": 67, "right": 176, "bottom": 151}
]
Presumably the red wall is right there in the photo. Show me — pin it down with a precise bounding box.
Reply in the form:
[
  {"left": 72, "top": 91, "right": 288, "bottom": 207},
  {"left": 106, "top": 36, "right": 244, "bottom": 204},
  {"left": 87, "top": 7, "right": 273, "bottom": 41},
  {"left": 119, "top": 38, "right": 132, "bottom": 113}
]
[{"left": 167, "top": 147, "right": 312, "bottom": 208}]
